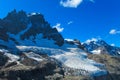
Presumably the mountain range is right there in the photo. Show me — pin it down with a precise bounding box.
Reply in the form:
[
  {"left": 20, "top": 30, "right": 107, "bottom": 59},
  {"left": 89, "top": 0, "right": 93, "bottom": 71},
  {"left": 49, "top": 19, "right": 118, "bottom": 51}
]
[{"left": 0, "top": 10, "right": 120, "bottom": 80}]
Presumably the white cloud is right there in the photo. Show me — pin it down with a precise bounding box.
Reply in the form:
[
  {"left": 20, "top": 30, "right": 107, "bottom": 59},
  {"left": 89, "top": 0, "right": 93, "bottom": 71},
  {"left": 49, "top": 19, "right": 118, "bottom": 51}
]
[
  {"left": 60, "top": 0, "right": 95, "bottom": 8},
  {"left": 68, "top": 21, "right": 73, "bottom": 25},
  {"left": 109, "top": 29, "right": 116, "bottom": 34},
  {"left": 111, "top": 44, "right": 115, "bottom": 46},
  {"left": 109, "top": 29, "right": 120, "bottom": 35},
  {"left": 53, "top": 23, "right": 64, "bottom": 32},
  {"left": 60, "top": 0, "right": 83, "bottom": 8},
  {"left": 85, "top": 38, "right": 98, "bottom": 44}
]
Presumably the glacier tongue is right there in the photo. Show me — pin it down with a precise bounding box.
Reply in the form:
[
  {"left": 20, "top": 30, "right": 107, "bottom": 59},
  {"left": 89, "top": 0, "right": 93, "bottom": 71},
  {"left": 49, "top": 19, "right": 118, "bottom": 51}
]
[
  {"left": 51, "top": 48, "right": 107, "bottom": 76},
  {"left": 17, "top": 45, "right": 107, "bottom": 76}
]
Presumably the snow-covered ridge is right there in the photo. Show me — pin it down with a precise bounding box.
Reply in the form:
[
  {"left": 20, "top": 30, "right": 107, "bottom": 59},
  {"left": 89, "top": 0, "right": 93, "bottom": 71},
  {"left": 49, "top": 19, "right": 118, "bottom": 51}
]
[{"left": 83, "top": 38, "right": 120, "bottom": 56}]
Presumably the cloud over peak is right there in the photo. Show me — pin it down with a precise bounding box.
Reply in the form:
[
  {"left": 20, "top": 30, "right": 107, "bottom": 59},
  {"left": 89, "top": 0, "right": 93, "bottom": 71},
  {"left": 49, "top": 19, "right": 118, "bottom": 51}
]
[
  {"left": 60, "top": 0, "right": 83, "bottom": 8},
  {"left": 111, "top": 44, "right": 115, "bottom": 46},
  {"left": 85, "top": 38, "right": 98, "bottom": 44},
  {"left": 53, "top": 23, "right": 64, "bottom": 32},
  {"left": 60, "top": 0, "right": 95, "bottom": 8}
]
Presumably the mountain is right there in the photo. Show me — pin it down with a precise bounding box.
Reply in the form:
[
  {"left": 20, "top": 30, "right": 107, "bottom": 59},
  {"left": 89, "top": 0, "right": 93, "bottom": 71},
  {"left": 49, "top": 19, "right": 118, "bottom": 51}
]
[
  {"left": 0, "top": 9, "right": 64, "bottom": 52},
  {"left": 0, "top": 10, "right": 120, "bottom": 80},
  {"left": 83, "top": 39, "right": 120, "bottom": 56}
]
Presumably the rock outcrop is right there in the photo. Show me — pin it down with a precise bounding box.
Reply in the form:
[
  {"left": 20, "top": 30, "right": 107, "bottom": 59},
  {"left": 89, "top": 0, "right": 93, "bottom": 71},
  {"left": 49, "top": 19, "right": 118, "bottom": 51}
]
[
  {"left": 0, "top": 51, "right": 64, "bottom": 80},
  {"left": 88, "top": 53, "right": 120, "bottom": 80},
  {"left": 0, "top": 52, "right": 8, "bottom": 67}
]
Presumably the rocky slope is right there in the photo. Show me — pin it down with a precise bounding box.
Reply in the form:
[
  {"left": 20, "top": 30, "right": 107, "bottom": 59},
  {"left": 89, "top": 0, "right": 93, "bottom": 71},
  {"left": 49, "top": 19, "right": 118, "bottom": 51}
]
[
  {"left": 88, "top": 53, "right": 120, "bottom": 80},
  {"left": 0, "top": 51, "right": 64, "bottom": 80}
]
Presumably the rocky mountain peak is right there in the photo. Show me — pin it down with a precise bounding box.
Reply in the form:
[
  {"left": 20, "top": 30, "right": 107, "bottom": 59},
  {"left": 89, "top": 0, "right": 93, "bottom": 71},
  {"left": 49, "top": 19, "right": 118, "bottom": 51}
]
[
  {"left": 2, "top": 10, "right": 28, "bottom": 34},
  {"left": 0, "top": 10, "right": 64, "bottom": 49}
]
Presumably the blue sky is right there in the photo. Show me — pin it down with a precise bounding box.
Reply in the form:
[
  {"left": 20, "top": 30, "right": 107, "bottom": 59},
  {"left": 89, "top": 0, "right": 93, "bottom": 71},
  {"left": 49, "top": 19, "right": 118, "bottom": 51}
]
[{"left": 0, "top": 0, "right": 120, "bottom": 46}]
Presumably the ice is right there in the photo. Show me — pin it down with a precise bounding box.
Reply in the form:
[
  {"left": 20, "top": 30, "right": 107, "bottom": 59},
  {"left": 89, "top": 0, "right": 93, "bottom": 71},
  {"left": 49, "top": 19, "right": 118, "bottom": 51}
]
[
  {"left": 51, "top": 48, "right": 107, "bottom": 76},
  {"left": 17, "top": 46, "right": 107, "bottom": 76}
]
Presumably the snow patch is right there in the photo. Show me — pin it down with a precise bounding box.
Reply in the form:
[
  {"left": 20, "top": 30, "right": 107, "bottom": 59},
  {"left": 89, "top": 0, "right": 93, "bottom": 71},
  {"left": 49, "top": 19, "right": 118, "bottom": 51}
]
[
  {"left": 91, "top": 49, "right": 101, "bottom": 54},
  {"left": 118, "top": 51, "right": 120, "bottom": 54},
  {"left": 27, "top": 12, "right": 41, "bottom": 17},
  {"left": 65, "top": 38, "right": 74, "bottom": 42}
]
